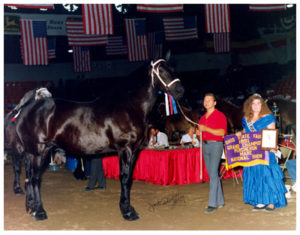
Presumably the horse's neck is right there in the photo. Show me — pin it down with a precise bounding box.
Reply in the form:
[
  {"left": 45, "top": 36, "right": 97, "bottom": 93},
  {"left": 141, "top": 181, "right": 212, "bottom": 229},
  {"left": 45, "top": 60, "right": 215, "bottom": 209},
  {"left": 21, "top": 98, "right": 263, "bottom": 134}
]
[{"left": 135, "top": 76, "right": 158, "bottom": 117}]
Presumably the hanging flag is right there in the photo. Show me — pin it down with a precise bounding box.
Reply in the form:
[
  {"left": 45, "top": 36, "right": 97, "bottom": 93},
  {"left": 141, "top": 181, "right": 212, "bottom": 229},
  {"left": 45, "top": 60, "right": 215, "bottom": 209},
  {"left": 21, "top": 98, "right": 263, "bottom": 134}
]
[
  {"left": 20, "top": 20, "right": 48, "bottom": 65},
  {"left": 82, "top": 4, "right": 113, "bottom": 35},
  {"left": 163, "top": 16, "right": 198, "bottom": 41},
  {"left": 48, "top": 38, "right": 56, "bottom": 59},
  {"left": 148, "top": 31, "right": 163, "bottom": 59},
  {"left": 249, "top": 4, "right": 287, "bottom": 12},
  {"left": 73, "top": 46, "right": 91, "bottom": 72},
  {"left": 66, "top": 20, "right": 107, "bottom": 46},
  {"left": 213, "top": 33, "right": 230, "bottom": 53},
  {"left": 125, "top": 18, "right": 149, "bottom": 62},
  {"left": 137, "top": 4, "right": 183, "bottom": 13},
  {"left": 4, "top": 4, "right": 55, "bottom": 9},
  {"left": 204, "top": 4, "right": 231, "bottom": 33},
  {"left": 105, "top": 36, "right": 128, "bottom": 55}
]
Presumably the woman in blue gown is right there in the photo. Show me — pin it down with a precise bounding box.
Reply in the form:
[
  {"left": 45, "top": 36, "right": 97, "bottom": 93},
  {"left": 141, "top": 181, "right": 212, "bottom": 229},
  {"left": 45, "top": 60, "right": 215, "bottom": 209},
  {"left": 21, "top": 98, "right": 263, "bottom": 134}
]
[{"left": 237, "top": 94, "right": 287, "bottom": 211}]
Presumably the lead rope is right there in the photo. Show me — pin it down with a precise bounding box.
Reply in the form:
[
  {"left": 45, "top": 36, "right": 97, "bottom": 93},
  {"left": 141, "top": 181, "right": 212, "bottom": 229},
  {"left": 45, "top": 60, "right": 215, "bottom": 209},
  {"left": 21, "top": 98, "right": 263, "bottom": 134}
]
[{"left": 176, "top": 101, "right": 203, "bottom": 181}]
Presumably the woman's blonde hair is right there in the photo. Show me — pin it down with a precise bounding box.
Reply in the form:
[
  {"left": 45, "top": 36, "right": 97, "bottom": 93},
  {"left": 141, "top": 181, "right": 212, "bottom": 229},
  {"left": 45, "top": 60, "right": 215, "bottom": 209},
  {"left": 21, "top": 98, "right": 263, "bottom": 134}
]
[{"left": 243, "top": 94, "right": 272, "bottom": 121}]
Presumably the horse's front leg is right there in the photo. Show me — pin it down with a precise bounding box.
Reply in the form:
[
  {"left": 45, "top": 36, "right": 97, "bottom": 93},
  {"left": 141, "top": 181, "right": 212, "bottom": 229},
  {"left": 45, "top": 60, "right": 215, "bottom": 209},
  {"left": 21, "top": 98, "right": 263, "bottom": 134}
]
[
  {"left": 118, "top": 147, "right": 139, "bottom": 221},
  {"left": 24, "top": 153, "right": 48, "bottom": 220}
]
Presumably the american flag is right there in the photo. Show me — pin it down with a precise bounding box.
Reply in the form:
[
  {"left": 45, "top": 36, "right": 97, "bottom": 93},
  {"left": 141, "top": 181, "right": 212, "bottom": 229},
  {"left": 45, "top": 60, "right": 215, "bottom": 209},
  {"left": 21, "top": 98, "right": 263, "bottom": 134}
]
[
  {"left": 163, "top": 16, "right": 198, "bottom": 41},
  {"left": 66, "top": 20, "right": 107, "bottom": 46},
  {"left": 82, "top": 4, "right": 113, "bottom": 35},
  {"left": 73, "top": 46, "right": 91, "bottom": 72},
  {"left": 4, "top": 4, "right": 55, "bottom": 9},
  {"left": 148, "top": 31, "right": 163, "bottom": 59},
  {"left": 249, "top": 4, "right": 287, "bottom": 12},
  {"left": 205, "top": 4, "right": 231, "bottom": 33},
  {"left": 137, "top": 4, "right": 183, "bottom": 13},
  {"left": 20, "top": 20, "right": 48, "bottom": 65},
  {"left": 48, "top": 38, "right": 56, "bottom": 59},
  {"left": 105, "top": 36, "right": 127, "bottom": 55},
  {"left": 125, "top": 18, "right": 149, "bottom": 62},
  {"left": 213, "top": 33, "right": 230, "bottom": 53}
]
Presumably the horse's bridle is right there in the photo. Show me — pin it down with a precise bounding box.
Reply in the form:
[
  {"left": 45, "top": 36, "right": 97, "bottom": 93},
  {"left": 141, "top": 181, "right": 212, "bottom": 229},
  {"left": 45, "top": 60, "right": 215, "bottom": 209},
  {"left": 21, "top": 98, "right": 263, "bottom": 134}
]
[{"left": 151, "top": 59, "right": 181, "bottom": 90}]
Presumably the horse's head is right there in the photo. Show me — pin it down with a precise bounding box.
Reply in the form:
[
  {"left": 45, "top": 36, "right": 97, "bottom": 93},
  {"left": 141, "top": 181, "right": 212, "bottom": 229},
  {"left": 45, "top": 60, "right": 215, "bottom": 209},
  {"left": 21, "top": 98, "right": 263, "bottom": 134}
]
[{"left": 150, "top": 59, "right": 184, "bottom": 100}]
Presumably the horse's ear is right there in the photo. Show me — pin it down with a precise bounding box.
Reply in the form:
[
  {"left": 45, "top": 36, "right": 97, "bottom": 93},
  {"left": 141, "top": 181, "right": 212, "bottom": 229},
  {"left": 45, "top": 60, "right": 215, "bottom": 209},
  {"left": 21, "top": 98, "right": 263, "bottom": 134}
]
[{"left": 165, "top": 50, "right": 171, "bottom": 61}]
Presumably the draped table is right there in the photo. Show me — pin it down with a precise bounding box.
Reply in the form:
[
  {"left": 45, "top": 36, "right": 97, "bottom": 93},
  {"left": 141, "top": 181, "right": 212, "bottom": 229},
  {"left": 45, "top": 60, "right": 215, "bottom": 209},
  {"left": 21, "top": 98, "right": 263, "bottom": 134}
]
[{"left": 102, "top": 148, "right": 242, "bottom": 186}]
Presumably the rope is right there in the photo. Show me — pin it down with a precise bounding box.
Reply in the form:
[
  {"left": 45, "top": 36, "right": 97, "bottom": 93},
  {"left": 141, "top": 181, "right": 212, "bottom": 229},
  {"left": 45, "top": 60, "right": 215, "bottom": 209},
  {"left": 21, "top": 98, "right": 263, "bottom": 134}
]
[{"left": 176, "top": 101, "right": 203, "bottom": 180}]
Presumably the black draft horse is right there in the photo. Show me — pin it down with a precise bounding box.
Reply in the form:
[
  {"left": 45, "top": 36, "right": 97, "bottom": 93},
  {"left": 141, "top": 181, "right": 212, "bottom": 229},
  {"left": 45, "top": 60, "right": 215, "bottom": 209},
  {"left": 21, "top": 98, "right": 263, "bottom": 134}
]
[{"left": 11, "top": 59, "right": 184, "bottom": 221}]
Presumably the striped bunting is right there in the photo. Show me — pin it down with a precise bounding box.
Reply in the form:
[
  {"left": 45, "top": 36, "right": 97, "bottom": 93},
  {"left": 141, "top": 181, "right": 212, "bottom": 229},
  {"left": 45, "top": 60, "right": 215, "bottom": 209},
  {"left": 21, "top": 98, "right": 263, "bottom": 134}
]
[
  {"left": 5, "top": 4, "right": 54, "bottom": 9},
  {"left": 48, "top": 38, "right": 56, "bottom": 59},
  {"left": 73, "top": 46, "right": 91, "bottom": 72},
  {"left": 213, "top": 33, "right": 230, "bottom": 53},
  {"left": 205, "top": 4, "right": 231, "bottom": 33},
  {"left": 125, "top": 18, "right": 149, "bottom": 62},
  {"left": 82, "top": 4, "right": 113, "bottom": 35},
  {"left": 105, "top": 36, "right": 128, "bottom": 55},
  {"left": 249, "top": 4, "right": 287, "bottom": 12},
  {"left": 148, "top": 31, "right": 163, "bottom": 59},
  {"left": 163, "top": 16, "right": 198, "bottom": 41},
  {"left": 137, "top": 4, "right": 183, "bottom": 13},
  {"left": 66, "top": 20, "right": 107, "bottom": 46},
  {"left": 20, "top": 20, "right": 48, "bottom": 65}
]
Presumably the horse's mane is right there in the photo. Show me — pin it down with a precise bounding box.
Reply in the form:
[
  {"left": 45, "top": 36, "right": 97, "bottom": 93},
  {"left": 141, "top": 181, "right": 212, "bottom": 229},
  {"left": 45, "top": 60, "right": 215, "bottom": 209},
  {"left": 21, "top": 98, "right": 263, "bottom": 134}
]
[{"left": 53, "top": 63, "right": 152, "bottom": 105}]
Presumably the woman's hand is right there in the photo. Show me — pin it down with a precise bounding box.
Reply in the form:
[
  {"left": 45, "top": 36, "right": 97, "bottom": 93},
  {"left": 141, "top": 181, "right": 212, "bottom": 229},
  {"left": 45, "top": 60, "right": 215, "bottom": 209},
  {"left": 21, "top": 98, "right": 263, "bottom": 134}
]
[
  {"left": 270, "top": 146, "right": 278, "bottom": 154},
  {"left": 235, "top": 131, "right": 242, "bottom": 138}
]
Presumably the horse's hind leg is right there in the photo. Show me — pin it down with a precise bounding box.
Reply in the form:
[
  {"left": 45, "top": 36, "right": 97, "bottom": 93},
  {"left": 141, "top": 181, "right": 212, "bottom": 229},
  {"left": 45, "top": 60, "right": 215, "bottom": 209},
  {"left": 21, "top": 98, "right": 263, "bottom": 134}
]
[
  {"left": 24, "top": 153, "right": 35, "bottom": 214},
  {"left": 11, "top": 142, "right": 25, "bottom": 195},
  {"left": 118, "top": 147, "right": 139, "bottom": 221},
  {"left": 24, "top": 153, "right": 48, "bottom": 220},
  {"left": 12, "top": 151, "right": 25, "bottom": 195}
]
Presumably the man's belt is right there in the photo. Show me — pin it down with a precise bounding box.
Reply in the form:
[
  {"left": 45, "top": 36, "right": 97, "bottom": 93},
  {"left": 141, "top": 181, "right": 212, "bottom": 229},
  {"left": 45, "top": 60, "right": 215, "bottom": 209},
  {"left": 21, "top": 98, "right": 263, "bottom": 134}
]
[{"left": 203, "top": 140, "right": 223, "bottom": 144}]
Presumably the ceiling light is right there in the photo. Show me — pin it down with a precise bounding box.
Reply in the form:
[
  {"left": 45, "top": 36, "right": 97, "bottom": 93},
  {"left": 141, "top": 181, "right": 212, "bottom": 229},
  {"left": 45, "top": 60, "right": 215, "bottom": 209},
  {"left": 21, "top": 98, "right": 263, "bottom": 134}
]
[
  {"left": 286, "top": 4, "right": 294, "bottom": 8},
  {"left": 114, "top": 4, "right": 128, "bottom": 14},
  {"left": 68, "top": 49, "right": 73, "bottom": 53},
  {"left": 63, "top": 4, "right": 79, "bottom": 12}
]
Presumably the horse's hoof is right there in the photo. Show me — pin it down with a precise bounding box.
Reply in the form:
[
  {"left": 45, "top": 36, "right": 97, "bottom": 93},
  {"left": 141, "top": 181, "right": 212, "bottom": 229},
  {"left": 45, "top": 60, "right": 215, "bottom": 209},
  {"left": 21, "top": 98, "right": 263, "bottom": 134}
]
[
  {"left": 33, "top": 210, "right": 48, "bottom": 221},
  {"left": 73, "top": 172, "right": 87, "bottom": 180},
  {"left": 80, "top": 175, "right": 87, "bottom": 180},
  {"left": 14, "top": 187, "right": 25, "bottom": 195},
  {"left": 122, "top": 211, "right": 139, "bottom": 221},
  {"left": 121, "top": 206, "right": 139, "bottom": 221}
]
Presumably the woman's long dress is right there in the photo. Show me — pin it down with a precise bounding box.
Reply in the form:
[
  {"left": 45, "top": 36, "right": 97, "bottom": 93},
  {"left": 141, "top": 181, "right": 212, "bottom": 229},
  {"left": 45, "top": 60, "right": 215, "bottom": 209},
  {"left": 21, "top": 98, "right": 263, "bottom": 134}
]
[{"left": 242, "top": 114, "right": 287, "bottom": 208}]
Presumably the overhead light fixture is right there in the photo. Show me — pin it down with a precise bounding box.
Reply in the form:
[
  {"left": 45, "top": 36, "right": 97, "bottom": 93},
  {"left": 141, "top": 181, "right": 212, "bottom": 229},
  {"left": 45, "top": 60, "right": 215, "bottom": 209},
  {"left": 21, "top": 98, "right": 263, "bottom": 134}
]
[
  {"left": 40, "top": 8, "right": 48, "bottom": 11},
  {"left": 68, "top": 49, "right": 73, "bottom": 53},
  {"left": 286, "top": 4, "right": 294, "bottom": 8},
  {"left": 114, "top": 4, "right": 129, "bottom": 14},
  {"left": 63, "top": 4, "right": 79, "bottom": 12}
]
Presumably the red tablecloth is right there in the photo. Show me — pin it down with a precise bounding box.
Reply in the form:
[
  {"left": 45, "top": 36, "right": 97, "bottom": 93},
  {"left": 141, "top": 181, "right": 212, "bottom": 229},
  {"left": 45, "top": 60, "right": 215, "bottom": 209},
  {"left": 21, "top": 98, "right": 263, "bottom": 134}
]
[{"left": 102, "top": 148, "right": 242, "bottom": 186}]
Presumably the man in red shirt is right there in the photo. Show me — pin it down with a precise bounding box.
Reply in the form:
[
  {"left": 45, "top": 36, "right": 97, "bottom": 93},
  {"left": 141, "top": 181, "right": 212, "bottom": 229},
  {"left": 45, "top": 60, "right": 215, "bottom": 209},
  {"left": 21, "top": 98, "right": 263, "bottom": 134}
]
[{"left": 197, "top": 93, "right": 227, "bottom": 214}]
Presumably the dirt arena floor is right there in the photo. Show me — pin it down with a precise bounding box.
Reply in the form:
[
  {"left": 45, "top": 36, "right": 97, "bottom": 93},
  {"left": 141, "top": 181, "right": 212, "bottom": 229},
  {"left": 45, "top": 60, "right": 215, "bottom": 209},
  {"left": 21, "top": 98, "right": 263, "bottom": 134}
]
[{"left": 3, "top": 161, "right": 297, "bottom": 231}]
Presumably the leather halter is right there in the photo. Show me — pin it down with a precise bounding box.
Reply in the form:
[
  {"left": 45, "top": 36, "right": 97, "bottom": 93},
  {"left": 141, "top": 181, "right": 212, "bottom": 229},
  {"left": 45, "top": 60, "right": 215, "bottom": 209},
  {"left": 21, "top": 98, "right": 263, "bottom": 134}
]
[{"left": 150, "top": 59, "right": 181, "bottom": 89}]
